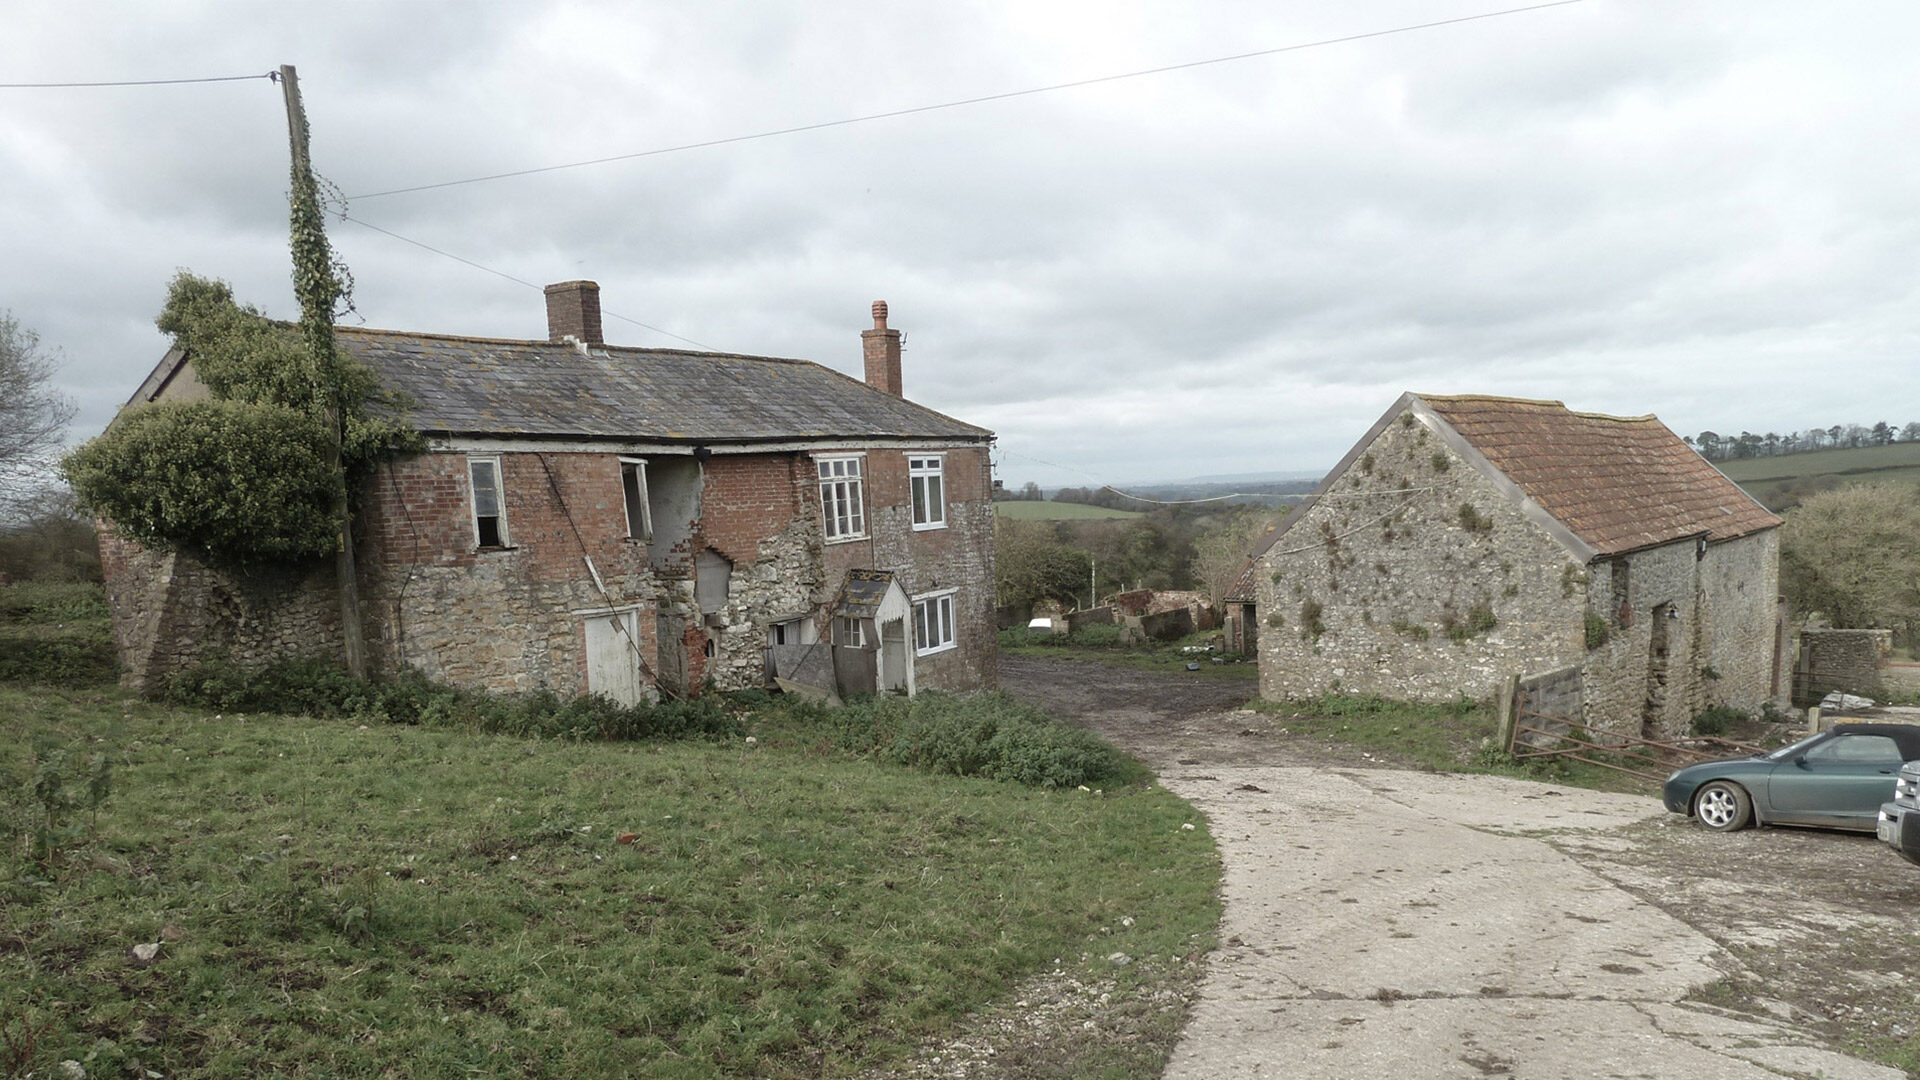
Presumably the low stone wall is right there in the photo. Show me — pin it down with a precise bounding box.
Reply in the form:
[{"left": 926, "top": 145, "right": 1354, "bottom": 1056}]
[
  {"left": 1796, "top": 628, "right": 1892, "bottom": 700},
  {"left": 1064, "top": 606, "right": 1115, "bottom": 634}
]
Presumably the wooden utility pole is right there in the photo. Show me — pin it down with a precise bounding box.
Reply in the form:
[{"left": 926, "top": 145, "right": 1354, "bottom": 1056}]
[{"left": 279, "top": 64, "right": 367, "bottom": 677}]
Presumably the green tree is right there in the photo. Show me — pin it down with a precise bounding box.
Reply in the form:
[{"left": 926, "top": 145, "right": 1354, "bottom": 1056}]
[
  {"left": 1780, "top": 482, "right": 1920, "bottom": 647},
  {"left": 62, "top": 275, "right": 417, "bottom": 563},
  {"left": 995, "top": 519, "right": 1091, "bottom": 611}
]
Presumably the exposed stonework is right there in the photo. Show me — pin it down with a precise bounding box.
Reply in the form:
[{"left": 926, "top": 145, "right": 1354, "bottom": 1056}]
[
  {"left": 97, "top": 292, "right": 998, "bottom": 704},
  {"left": 98, "top": 529, "right": 340, "bottom": 690},
  {"left": 1256, "top": 412, "right": 1587, "bottom": 705},
  {"left": 1797, "top": 628, "right": 1892, "bottom": 700},
  {"left": 1254, "top": 396, "right": 1782, "bottom": 738},
  {"left": 101, "top": 442, "right": 997, "bottom": 701}
]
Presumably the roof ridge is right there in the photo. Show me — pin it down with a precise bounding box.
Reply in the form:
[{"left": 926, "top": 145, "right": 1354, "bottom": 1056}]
[
  {"left": 333, "top": 325, "right": 818, "bottom": 365},
  {"left": 1418, "top": 392, "right": 1659, "bottom": 424}
]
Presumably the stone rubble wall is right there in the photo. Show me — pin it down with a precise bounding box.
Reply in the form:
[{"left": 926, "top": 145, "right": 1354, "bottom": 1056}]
[
  {"left": 98, "top": 443, "right": 998, "bottom": 700},
  {"left": 1797, "top": 628, "right": 1892, "bottom": 698},
  {"left": 1255, "top": 409, "right": 1588, "bottom": 705}
]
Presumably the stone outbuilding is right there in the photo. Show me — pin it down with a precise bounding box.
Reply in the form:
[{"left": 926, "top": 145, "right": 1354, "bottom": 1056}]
[
  {"left": 101, "top": 285, "right": 996, "bottom": 703},
  {"left": 1252, "top": 393, "right": 1782, "bottom": 736}
]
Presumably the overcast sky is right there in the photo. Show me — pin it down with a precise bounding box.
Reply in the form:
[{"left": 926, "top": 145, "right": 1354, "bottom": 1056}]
[{"left": 5, "top": 1, "right": 1918, "bottom": 489}]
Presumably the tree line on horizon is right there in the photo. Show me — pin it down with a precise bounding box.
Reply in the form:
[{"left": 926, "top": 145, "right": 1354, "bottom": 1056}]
[{"left": 1689, "top": 421, "right": 1920, "bottom": 462}]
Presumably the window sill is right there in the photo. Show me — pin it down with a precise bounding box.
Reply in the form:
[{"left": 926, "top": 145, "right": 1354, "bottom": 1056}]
[
  {"left": 824, "top": 534, "right": 869, "bottom": 545},
  {"left": 473, "top": 545, "right": 519, "bottom": 554},
  {"left": 911, "top": 521, "right": 948, "bottom": 532},
  {"left": 915, "top": 643, "right": 958, "bottom": 658}
]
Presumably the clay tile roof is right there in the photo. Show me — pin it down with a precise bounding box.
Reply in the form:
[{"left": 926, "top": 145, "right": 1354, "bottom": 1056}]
[
  {"left": 1417, "top": 394, "right": 1781, "bottom": 556},
  {"left": 335, "top": 327, "right": 990, "bottom": 444}
]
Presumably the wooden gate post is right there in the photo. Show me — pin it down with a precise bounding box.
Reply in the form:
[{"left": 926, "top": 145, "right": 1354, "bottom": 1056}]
[{"left": 1495, "top": 673, "right": 1521, "bottom": 753}]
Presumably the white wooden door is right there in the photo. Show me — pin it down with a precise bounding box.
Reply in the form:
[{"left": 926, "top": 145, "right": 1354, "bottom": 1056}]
[{"left": 584, "top": 609, "right": 644, "bottom": 705}]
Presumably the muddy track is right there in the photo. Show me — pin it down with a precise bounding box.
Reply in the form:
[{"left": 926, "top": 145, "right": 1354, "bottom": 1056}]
[{"left": 998, "top": 653, "right": 1392, "bottom": 772}]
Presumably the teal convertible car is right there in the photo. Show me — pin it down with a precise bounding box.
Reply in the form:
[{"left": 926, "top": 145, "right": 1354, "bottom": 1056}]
[{"left": 1663, "top": 723, "right": 1920, "bottom": 833}]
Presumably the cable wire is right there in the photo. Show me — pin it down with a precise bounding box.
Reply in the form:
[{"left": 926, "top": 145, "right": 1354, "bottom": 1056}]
[
  {"left": 0, "top": 72, "right": 275, "bottom": 89},
  {"left": 339, "top": 213, "right": 718, "bottom": 350},
  {"left": 350, "top": 1, "right": 1584, "bottom": 200}
]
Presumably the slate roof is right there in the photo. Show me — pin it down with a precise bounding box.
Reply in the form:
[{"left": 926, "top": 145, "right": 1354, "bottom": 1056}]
[
  {"left": 833, "top": 569, "right": 897, "bottom": 618},
  {"left": 334, "top": 328, "right": 990, "bottom": 444}
]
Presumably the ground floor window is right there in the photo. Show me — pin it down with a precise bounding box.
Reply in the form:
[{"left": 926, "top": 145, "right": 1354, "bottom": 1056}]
[
  {"left": 837, "top": 616, "right": 865, "bottom": 647},
  {"left": 912, "top": 592, "right": 956, "bottom": 656}
]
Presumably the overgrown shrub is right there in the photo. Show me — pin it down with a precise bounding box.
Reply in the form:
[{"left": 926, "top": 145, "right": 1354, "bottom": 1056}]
[
  {"left": 775, "top": 692, "right": 1142, "bottom": 789},
  {"left": 1691, "top": 705, "right": 1749, "bottom": 737},
  {"left": 1584, "top": 611, "right": 1610, "bottom": 649},
  {"left": 161, "top": 659, "right": 740, "bottom": 743}
]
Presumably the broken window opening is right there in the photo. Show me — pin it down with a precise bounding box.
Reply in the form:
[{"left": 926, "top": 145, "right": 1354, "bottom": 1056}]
[
  {"left": 620, "top": 458, "right": 652, "bottom": 541},
  {"left": 469, "top": 455, "right": 508, "bottom": 548}
]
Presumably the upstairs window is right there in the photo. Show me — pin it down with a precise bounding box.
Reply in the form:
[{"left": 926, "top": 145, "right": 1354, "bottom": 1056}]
[
  {"left": 909, "top": 454, "right": 946, "bottom": 530},
  {"left": 818, "top": 455, "right": 866, "bottom": 541},
  {"left": 469, "top": 456, "right": 508, "bottom": 548},
  {"left": 620, "top": 458, "right": 652, "bottom": 541},
  {"left": 913, "top": 592, "right": 956, "bottom": 656}
]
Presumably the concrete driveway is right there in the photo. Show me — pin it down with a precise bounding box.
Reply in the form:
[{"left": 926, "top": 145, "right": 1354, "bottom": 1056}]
[{"left": 1155, "top": 765, "right": 1900, "bottom": 1080}]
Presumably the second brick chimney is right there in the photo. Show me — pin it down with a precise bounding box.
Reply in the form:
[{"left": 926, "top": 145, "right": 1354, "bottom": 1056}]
[
  {"left": 545, "top": 280, "right": 603, "bottom": 346},
  {"left": 862, "top": 300, "right": 902, "bottom": 397}
]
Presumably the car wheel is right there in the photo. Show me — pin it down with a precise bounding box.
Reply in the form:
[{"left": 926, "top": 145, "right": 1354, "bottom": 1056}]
[
  {"left": 1694, "top": 780, "right": 1753, "bottom": 832},
  {"left": 1900, "top": 849, "right": 1920, "bottom": 869}
]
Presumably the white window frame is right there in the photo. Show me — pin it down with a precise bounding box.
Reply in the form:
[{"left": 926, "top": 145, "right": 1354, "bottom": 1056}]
[
  {"left": 912, "top": 591, "right": 957, "bottom": 656},
  {"left": 619, "top": 457, "right": 652, "bottom": 542},
  {"left": 468, "top": 455, "right": 509, "bottom": 548},
  {"left": 837, "top": 616, "right": 866, "bottom": 647},
  {"left": 908, "top": 453, "right": 947, "bottom": 530},
  {"left": 817, "top": 454, "right": 867, "bottom": 542}
]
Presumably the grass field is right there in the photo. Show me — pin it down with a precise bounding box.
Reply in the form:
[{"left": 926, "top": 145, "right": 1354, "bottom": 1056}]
[
  {"left": 0, "top": 585, "right": 1222, "bottom": 1080},
  {"left": 993, "top": 501, "right": 1143, "bottom": 521},
  {"left": 1716, "top": 444, "right": 1920, "bottom": 509}
]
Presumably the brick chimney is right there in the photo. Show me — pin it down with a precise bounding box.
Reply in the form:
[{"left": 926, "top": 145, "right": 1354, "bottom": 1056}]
[
  {"left": 861, "top": 300, "right": 902, "bottom": 397},
  {"left": 544, "top": 280, "right": 603, "bottom": 346}
]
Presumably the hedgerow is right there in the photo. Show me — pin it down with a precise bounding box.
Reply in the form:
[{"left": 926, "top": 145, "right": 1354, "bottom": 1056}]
[
  {"left": 763, "top": 691, "right": 1145, "bottom": 789},
  {"left": 161, "top": 658, "right": 739, "bottom": 743}
]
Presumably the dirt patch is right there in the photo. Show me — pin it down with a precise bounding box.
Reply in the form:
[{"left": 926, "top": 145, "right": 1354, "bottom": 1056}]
[{"left": 998, "top": 654, "right": 1383, "bottom": 772}]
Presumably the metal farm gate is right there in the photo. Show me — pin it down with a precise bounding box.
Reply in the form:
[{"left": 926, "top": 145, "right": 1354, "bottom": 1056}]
[{"left": 1501, "top": 678, "right": 1765, "bottom": 785}]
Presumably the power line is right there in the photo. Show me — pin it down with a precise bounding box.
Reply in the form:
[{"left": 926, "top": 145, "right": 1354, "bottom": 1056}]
[
  {"left": 0, "top": 72, "right": 275, "bottom": 89},
  {"left": 350, "top": 0, "right": 1584, "bottom": 201},
  {"left": 338, "top": 212, "right": 718, "bottom": 350}
]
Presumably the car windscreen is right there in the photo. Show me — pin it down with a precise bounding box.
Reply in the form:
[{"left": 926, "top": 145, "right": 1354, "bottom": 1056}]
[{"left": 1765, "top": 731, "right": 1830, "bottom": 761}]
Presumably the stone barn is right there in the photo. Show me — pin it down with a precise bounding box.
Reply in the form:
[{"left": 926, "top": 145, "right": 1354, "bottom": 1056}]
[
  {"left": 1252, "top": 393, "right": 1782, "bottom": 736},
  {"left": 101, "top": 285, "right": 996, "bottom": 703}
]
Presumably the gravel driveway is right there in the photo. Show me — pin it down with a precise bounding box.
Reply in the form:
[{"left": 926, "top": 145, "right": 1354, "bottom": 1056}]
[{"left": 998, "top": 654, "right": 1908, "bottom": 1080}]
